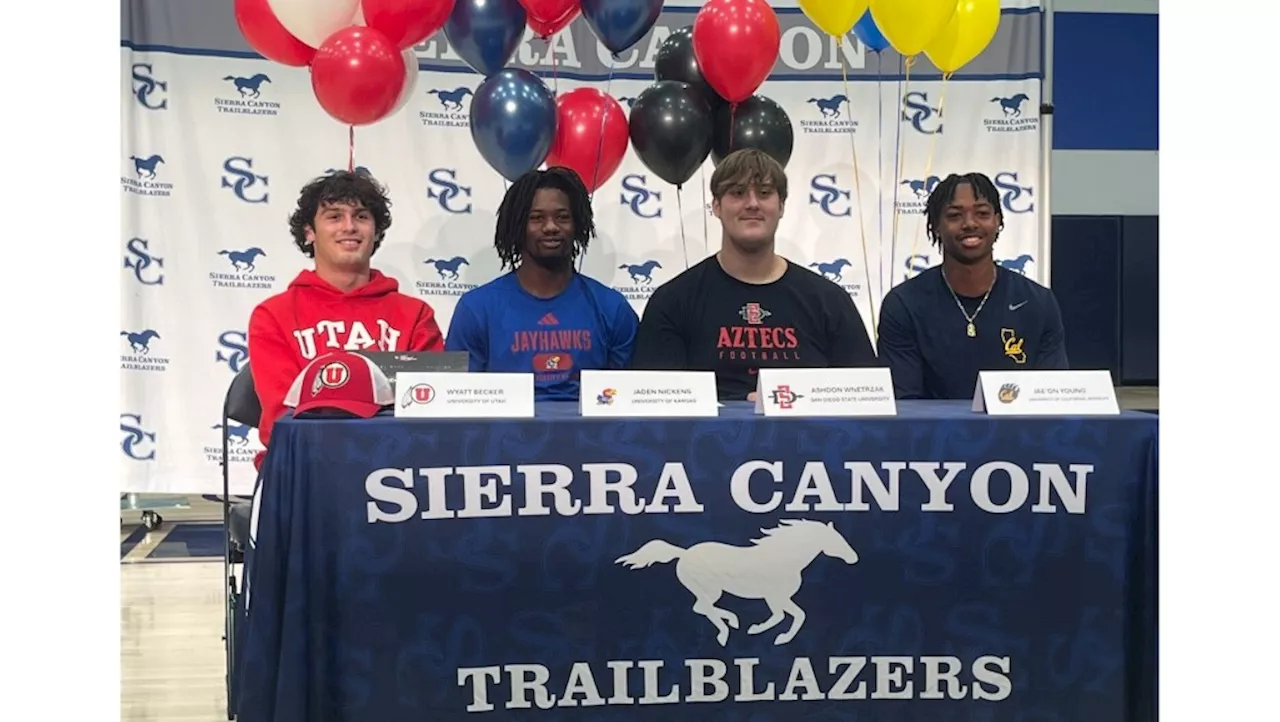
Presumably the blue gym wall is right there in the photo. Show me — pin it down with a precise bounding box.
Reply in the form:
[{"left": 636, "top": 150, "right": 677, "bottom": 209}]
[{"left": 1049, "top": 0, "right": 1158, "bottom": 385}]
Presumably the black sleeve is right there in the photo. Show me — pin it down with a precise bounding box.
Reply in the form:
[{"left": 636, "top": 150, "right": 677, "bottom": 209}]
[
  {"left": 827, "top": 287, "right": 878, "bottom": 368},
  {"left": 629, "top": 285, "right": 688, "bottom": 369},
  {"left": 1037, "top": 290, "right": 1070, "bottom": 370},
  {"left": 875, "top": 291, "right": 927, "bottom": 399}
]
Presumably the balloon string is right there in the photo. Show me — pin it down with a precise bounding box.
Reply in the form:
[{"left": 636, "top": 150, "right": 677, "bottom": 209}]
[
  {"left": 348, "top": 126, "right": 355, "bottom": 172},
  {"left": 676, "top": 184, "right": 689, "bottom": 269},
  {"left": 906, "top": 71, "right": 950, "bottom": 273},
  {"left": 875, "top": 51, "right": 885, "bottom": 306},
  {"left": 888, "top": 54, "right": 913, "bottom": 292},
  {"left": 588, "top": 57, "right": 617, "bottom": 203},
  {"left": 840, "top": 42, "right": 876, "bottom": 340},
  {"left": 550, "top": 38, "right": 559, "bottom": 95},
  {"left": 729, "top": 102, "right": 737, "bottom": 150},
  {"left": 699, "top": 165, "right": 709, "bottom": 256}
]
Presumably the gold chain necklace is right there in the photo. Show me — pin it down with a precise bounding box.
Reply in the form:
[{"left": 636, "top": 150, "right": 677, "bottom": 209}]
[{"left": 942, "top": 266, "right": 996, "bottom": 338}]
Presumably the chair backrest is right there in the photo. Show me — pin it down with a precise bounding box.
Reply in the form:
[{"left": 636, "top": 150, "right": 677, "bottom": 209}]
[{"left": 223, "top": 364, "right": 262, "bottom": 427}]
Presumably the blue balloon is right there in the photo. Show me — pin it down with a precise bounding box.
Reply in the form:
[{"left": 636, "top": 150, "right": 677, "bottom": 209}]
[
  {"left": 581, "top": 0, "right": 664, "bottom": 55},
  {"left": 469, "top": 69, "right": 557, "bottom": 182},
  {"left": 444, "top": 0, "right": 527, "bottom": 78},
  {"left": 853, "top": 11, "right": 890, "bottom": 53}
]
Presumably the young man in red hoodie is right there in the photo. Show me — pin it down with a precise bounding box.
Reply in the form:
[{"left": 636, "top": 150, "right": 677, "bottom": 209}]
[{"left": 248, "top": 170, "right": 445, "bottom": 467}]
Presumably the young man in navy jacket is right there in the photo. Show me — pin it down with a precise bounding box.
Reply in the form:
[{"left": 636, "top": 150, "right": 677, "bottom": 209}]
[{"left": 876, "top": 172, "right": 1068, "bottom": 399}]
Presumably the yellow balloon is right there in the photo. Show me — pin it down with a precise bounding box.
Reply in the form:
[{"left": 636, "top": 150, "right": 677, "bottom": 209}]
[
  {"left": 869, "top": 0, "right": 958, "bottom": 57},
  {"left": 925, "top": 0, "right": 1002, "bottom": 73},
  {"left": 798, "top": 0, "right": 870, "bottom": 38}
]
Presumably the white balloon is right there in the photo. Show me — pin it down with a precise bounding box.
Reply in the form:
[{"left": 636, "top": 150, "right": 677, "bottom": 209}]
[
  {"left": 391, "top": 49, "right": 420, "bottom": 114},
  {"left": 266, "top": 0, "right": 361, "bottom": 49},
  {"left": 352, "top": 2, "right": 366, "bottom": 26}
]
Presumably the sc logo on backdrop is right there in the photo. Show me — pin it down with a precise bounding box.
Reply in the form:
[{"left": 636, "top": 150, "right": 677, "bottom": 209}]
[
  {"left": 216, "top": 331, "right": 249, "bottom": 373},
  {"left": 902, "top": 91, "right": 943, "bottom": 135},
  {"left": 221, "top": 157, "right": 270, "bottom": 204},
  {"left": 808, "top": 174, "right": 852, "bottom": 218},
  {"left": 994, "top": 172, "right": 1035, "bottom": 214},
  {"left": 124, "top": 238, "right": 165, "bottom": 286},
  {"left": 427, "top": 168, "right": 473, "bottom": 214},
  {"left": 120, "top": 413, "right": 157, "bottom": 461},
  {"left": 620, "top": 174, "right": 662, "bottom": 219},
  {"left": 131, "top": 63, "right": 168, "bottom": 110}
]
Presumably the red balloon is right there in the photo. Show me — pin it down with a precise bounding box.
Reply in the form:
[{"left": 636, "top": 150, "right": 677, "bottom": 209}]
[
  {"left": 362, "top": 0, "right": 457, "bottom": 49},
  {"left": 234, "top": 0, "right": 315, "bottom": 66},
  {"left": 311, "top": 27, "right": 407, "bottom": 126},
  {"left": 519, "top": 0, "right": 580, "bottom": 38},
  {"left": 692, "top": 0, "right": 780, "bottom": 103},
  {"left": 545, "top": 89, "right": 629, "bottom": 193}
]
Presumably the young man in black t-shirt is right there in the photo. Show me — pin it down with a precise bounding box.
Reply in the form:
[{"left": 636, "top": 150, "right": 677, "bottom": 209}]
[
  {"left": 630, "top": 149, "right": 878, "bottom": 401},
  {"left": 876, "top": 172, "right": 1068, "bottom": 399}
]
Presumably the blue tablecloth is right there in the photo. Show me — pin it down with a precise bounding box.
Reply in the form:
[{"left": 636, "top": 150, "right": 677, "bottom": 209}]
[{"left": 236, "top": 401, "right": 1158, "bottom": 722}]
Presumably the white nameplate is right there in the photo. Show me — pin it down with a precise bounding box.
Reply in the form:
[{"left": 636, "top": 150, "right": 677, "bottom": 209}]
[
  {"left": 394, "top": 372, "right": 535, "bottom": 418},
  {"left": 972, "top": 370, "right": 1120, "bottom": 415},
  {"left": 580, "top": 370, "right": 719, "bottom": 417},
  {"left": 753, "top": 368, "right": 897, "bottom": 417}
]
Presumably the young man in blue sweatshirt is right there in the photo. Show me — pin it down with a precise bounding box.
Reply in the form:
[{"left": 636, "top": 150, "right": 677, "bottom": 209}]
[
  {"left": 444, "top": 166, "right": 638, "bottom": 400},
  {"left": 876, "top": 172, "right": 1068, "bottom": 399}
]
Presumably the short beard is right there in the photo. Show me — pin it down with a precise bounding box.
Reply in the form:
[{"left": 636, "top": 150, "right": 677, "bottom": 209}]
[{"left": 525, "top": 251, "right": 573, "bottom": 272}]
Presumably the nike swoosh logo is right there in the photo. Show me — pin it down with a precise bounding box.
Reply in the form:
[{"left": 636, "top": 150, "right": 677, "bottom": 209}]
[{"left": 1009, "top": 301, "right": 1028, "bottom": 311}]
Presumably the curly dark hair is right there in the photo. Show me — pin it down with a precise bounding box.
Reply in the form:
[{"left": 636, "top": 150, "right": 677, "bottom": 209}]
[
  {"left": 494, "top": 166, "right": 595, "bottom": 271},
  {"left": 925, "top": 172, "right": 1003, "bottom": 249},
  {"left": 288, "top": 170, "right": 393, "bottom": 258}
]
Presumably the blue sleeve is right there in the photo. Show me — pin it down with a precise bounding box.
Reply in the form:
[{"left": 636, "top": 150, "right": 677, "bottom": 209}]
[
  {"left": 875, "top": 291, "right": 927, "bottom": 399},
  {"left": 444, "top": 298, "right": 488, "bottom": 372},
  {"left": 606, "top": 297, "right": 640, "bottom": 369},
  {"left": 1037, "top": 291, "right": 1070, "bottom": 369}
]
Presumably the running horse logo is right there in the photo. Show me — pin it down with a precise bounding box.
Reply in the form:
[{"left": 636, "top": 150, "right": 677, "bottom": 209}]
[
  {"left": 120, "top": 329, "right": 160, "bottom": 355},
  {"left": 615, "top": 519, "right": 859, "bottom": 647},
  {"left": 428, "top": 86, "right": 473, "bottom": 111},
  {"left": 807, "top": 94, "right": 848, "bottom": 119},
  {"left": 130, "top": 154, "right": 165, "bottom": 179},
  {"left": 424, "top": 256, "right": 469, "bottom": 281},
  {"left": 618, "top": 260, "right": 663, "bottom": 284},
  {"left": 218, "top": 247, "right": 267, "bottom": 273},
  {"left": 990, "top": 93, "right": 1031, "bottom": 117},
  {"left": 809, "top": 258, "right": 852, "bottom": 281},
  {"left": 998, "top": 254, "right": 1034, "bottom": 275},
  {"left": 212, "top": 422, "right": 253, "bottom": 446},
  {"left": 223, "top": 73, "right": 271, "bottom": 99}
]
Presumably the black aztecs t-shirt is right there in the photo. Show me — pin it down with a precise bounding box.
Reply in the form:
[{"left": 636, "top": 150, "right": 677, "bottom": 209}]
[{"left": 630, "top": 256, "right": 878, "bottom": 400}]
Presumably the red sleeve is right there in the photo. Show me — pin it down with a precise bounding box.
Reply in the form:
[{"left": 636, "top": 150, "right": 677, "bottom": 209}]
[
  {"left": 408, "top": 302, "right": 445, "bottom": 352},
  {"left": 248, "top": 304, "right": 303, "bottom": 453}
]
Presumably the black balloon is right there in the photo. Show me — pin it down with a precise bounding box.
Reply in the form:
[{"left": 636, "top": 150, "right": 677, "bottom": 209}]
[
  {"left": 628, "top": 80, "right": 714, "bottom": 188},
  {"left": 712, "top": 95, "right": 795, "bottom": 168},
  {"left": 654, "top": 26, "right": 728, "bottom": 114}
]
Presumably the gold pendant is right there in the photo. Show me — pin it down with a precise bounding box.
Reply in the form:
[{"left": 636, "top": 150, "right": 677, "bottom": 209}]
[{"left": 967, "top": 323, "right": 976, "bottom": 337}]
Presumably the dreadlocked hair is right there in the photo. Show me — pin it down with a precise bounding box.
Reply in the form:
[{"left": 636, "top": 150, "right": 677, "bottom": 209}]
[
  {"left": 494, "top": 166, "right": 596, "bottom": 271},
  {"left": 924, "top": 172, "right": 1002, "bottom": 249},
  {"left": 289, "top": 169, "right": 392, "bottom": 258}
]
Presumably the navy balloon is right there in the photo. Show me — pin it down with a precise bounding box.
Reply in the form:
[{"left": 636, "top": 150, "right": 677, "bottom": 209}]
[
  {"left": 581, "top": 0, "right": 664, "bottom": 55},
  {"left": 444, "top": 0, "right": 527, "bottom": 77},
  {"left": 853, "top": 10, "right": 890, "bottom": 53},
  {"left": 469, "top": 69, "right": 557, "bottom": 181}
]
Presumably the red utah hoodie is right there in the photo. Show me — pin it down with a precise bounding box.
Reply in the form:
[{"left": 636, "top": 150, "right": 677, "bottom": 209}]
[{"left": 247, "top": 269, "right": 444, "bottom": 468}]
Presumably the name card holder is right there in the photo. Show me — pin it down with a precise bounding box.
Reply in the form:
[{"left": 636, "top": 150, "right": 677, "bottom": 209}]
[
  {"left": 394, "top": 372, "right": 535, "bottom": 419},
  {"left": 754, "top": 368, "right": 897, "bottom": 417},
  {"left": 972, "top": 370, "right": 1120, "bottom": 415},
  {"left": 580, "top": 370, "right": 719, "bottom": 417}
]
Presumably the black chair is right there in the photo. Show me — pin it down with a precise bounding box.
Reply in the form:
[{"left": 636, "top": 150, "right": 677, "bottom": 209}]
[{"left": 220, "top": 364, "right": 260, "bottom": 720}]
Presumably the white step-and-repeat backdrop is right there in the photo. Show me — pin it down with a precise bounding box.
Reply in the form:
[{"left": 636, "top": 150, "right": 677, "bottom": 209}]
[{"left": 121, "top": 0, "right": 1044, "bottom": 494}]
